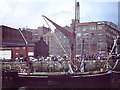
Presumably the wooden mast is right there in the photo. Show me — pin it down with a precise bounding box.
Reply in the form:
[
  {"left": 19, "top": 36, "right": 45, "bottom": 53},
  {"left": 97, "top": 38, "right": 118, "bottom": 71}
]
[
  {"left": 71, "top": 0, "right": 78, "bottom": 64},
  {"left": 71, "top": 0, "right": 76, "bottom": 63},
  {"left": 42, "top": 1, "right": 80, "bottom": 65}
]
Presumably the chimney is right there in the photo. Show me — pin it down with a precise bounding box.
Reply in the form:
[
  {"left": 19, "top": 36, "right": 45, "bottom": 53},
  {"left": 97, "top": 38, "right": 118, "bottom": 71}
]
[{"left": 75, "top": 1, "right": 80, "bottom": 23}]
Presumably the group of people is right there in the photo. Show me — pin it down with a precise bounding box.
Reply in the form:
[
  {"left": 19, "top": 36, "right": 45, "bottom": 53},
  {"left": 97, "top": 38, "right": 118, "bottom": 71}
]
[
  {"left": 82, "top": 53, "right": 107, "bottom": 60},
  {"left": 14, "top": 53, "right": 108, "bottom": 63},
  {"left": 15, "top": 55, "right": 26, "bottom": 62},
  {"left": 34, "top": 55, "right": 69, "bottom": 62}
]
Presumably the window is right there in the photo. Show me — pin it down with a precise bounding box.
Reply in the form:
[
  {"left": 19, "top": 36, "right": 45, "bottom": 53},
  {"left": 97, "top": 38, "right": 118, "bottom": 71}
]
[
  {"left": 90, "top": 43, "right": 97, "bottom": 47},
  {"left": 98, "top": 37, "right": 104, "bottom": 41},
  {"left": 76, "top": 26, "right": 81, "bottom": 31},
  {"left": 77, "top": 50, "right": 81, "bottom": 55},
  {"left": 91, "top": 33, "right": 94, "bottom": 36},
  {"left": 106, "top": 33, "right": 111, "bottom": 37},
  {"left": 77, "top": 37, "right": 81, "bottom": 42},
  {"left": 76, "top": 33, "right": 81, "bottom": 37},
  {"left": 82, "top": 26, "right": 89, "bottom": 31},
  {"left": 98, "top": 44, "right": 106, "bottom": 52},
  {"left": 97, "top": 25, "right": 103, "bottom": 30},
  {"left": 89, "top": 38, "right": 94, "bottom": 41},
  {"left": 83, "top": 38, "right": 89, "bottom": 42},
  {"left": 98, "top": 42, "right": 106, "bottom": 46},
  {"left": 97, "top": 43, "right": 106, "bottom": 50},
  {"left": 98, "top": 32, "right": 104, "bottom": 36},
  {"left": 77, "top": 44, "right": 81, "bottom": 49},
  {"left": 89, "top": 26, "right": 96, "bottom": 30},
  {"left": 84, "top": 43, "right": 89, "bottom": 48},
  {"left": 82, "top": 32, "right": 89, "bottom": 36}
]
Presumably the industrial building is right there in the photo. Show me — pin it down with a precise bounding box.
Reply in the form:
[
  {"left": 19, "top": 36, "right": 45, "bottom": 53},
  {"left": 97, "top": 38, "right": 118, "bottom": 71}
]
[
  {"left": 28, "top": 26, "right": 51, "bottom": 56},
  {"left": 0, "top": 25, "right": 51, "bottom": 59},
  {"left": 42, "top": 27, "right": 71, "bottom": 57},
  {"left": 74, "top": 21, "right": 120, "bottom": 57},
  {"left": 34, "top": 37, "right": 49, "bottom": 58},
  {"left": 38, "top": 16, "right": 120, "bottom": 58},
  {"left": 31, "top": 26, "right": 51, "bottom": 42},
  {"left": 0, "top": 25, "right": 34, "bottom": 59},
  {"left": 41, "top": 19, "right": 120, "bottom": 58}
]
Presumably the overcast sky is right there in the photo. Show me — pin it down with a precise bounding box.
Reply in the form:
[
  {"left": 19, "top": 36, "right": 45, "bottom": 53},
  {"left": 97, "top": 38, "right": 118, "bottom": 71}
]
[{"left": 0, "top": 0, "right": 119, "bottom": 29}]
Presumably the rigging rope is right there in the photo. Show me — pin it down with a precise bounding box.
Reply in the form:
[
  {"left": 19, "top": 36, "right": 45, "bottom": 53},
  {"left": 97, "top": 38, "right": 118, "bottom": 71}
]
[
  {"left": 112, "top": 59, "right": 119, "bottom": 70},
  {"left": 42, "top": 16, "right": 68, "bottom": 56},
  {"left": 103, "top": 36, "right": 119, "bottom": 70},
  {"left": 42, "top": 16, "right": 80, "bottom": 72}
]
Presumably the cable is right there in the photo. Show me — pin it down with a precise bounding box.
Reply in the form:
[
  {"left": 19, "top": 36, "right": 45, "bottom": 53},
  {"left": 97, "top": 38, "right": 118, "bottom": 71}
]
[
  {"left": 103, "top": 37, "right": 119, "bottom": 70},
  {"left": 42, "top": 16, "right": 81, "bottom": 72},
  {"left": 42, "top": 16, "right": 68, "bottom": 56},
  {"left": 112, "top": 59, "right": 119, "bottom": 70}
]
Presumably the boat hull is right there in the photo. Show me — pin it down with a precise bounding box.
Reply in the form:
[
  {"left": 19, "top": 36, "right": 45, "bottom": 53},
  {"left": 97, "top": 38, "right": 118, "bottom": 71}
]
[{"left": 18, "top": 71, "right": 113, "bottom": 88}]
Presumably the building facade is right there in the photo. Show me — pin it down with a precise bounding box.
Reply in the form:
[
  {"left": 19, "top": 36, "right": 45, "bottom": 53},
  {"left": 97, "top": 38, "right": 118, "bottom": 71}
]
[
  {"left": 31, "top": 26, "right": 51, "bottom": 42},
  {"left": 0, "top": 25, "right": 34, "bottom": 59},
  {"left": 32, "top": 21, "right": 120, "bottom": 58},
  {"left": 42, "top": 32, "right": 56, "bottom": 56},
  {"left": 30, "top": 26, "right": 51, "bottom": 56},
  {"left": 42, "top": 26, "right": 71, "bottom": 57},
  {"left": 34, "top": 37, "right": 49, "bottom": 58},
  {"left": 75, "top": 21, "right": 120, "bottom": 57}
]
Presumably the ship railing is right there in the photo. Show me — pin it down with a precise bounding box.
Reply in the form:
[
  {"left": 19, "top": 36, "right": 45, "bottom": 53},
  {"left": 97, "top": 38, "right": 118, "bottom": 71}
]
[
  {"left": 1, "top": 59, "right": 119, "bottom": 73},
  {"left": 30, "top": 60, "right": 70, "bottom": 72},
  {"left": 30, "top": 59, "right": 115, "bottom": 73}
]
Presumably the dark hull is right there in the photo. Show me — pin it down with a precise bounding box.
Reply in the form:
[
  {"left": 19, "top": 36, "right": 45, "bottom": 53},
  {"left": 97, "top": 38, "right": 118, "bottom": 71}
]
[
  {"left": 17, "top": 71, "right": 113, "bottom": 88},
  {"left": 2, "top": 71, "right": 19, "bottom": 88},
  {"left": 2, "top": 70, "right": 120, "bottom": 88}
]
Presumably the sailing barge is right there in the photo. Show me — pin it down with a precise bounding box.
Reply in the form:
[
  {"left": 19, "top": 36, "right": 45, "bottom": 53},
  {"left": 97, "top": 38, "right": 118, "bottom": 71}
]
[
  {"left": 17, "top": 1, "right": 120, "bottom": 87},
  {"left": 2, "top": 1, "right": 120, "bottom": 88},
  {"left": 16, "top": 13, "right": 117, "bottom": 88}
]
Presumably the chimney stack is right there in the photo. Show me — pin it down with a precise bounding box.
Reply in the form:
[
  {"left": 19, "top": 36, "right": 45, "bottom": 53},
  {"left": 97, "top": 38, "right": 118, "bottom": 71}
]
[{"left": 75, "top": 1, "right": 80, "bottom": 23}]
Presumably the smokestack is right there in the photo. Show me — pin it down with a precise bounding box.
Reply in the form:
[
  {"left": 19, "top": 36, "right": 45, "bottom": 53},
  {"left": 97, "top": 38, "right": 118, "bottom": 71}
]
[{"left": 75, "top": 1, "right": 80, "bottom": 23}]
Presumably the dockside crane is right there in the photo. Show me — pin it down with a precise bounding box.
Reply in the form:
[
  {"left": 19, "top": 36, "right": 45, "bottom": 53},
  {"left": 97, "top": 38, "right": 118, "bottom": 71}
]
[{"left": 18, "top": 28, "right": 29, "bottom": 66}]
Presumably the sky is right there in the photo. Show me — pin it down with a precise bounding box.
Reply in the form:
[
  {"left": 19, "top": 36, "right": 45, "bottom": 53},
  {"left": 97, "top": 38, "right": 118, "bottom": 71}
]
[{"left": 0, "top": 0, "right": 119, "bottom": 29}]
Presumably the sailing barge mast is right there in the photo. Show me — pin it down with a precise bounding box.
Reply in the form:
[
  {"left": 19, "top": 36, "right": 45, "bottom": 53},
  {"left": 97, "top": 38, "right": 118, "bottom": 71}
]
[{"left": 42, "top": 1, "right": 80, "bottom": 64}]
